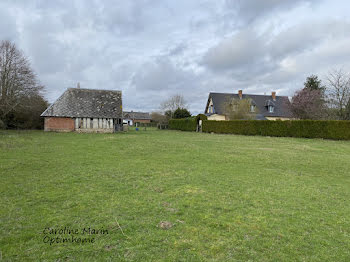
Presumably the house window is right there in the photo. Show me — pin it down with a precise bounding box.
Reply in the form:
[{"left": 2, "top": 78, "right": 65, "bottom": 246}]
[
  {"left": 269, "top": 105, "right": 274, "bottom": 113},
  {"left": 250, "top": 105, "right": 255, "bottom": 112}
]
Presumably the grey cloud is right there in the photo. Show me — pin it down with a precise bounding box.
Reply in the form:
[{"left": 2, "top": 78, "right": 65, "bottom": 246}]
[
  {"left": 99, "top": 1, "right": 151, "bottom": 34},
  {"left": 202, "top": 29, "right": 267, "bottom": 71},
  {"left": 131, "top": 57, "right": 199, "bottom": 93},
  {"left": 201, "top": 17, "right": 350, "bottom": 99},
  {"left": 249, "top": 37, "right": 350, "bottom": 97},
  {"left": 167, "top": 42, "right": 188, "bottom": 57},
  {"left": 127, "top": 56, "right": 209, "bottom": 112},
  {"left": 0, "top": 5, "right": 18, "bottom": 41},
  {"left": 202, "top": 20, "right": 350, "bottom": 76},
  {"left": 21, "top": 16, "right": 67, "bottom": 75},
  {"left": 269, "top": 20, "right": 350, "bottom": 59},
  {"left": 223, "top": 0, "right": 319, "bottom": 24}
]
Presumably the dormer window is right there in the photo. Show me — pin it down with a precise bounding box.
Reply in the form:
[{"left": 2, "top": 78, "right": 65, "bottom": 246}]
[{"left": 269, "top": 105, "right": 274, "bottom": 113}]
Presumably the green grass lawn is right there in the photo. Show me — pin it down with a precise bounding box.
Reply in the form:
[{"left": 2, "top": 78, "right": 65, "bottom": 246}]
[{"left": 0, "top": 129, "right": 350, "bottom": 261}]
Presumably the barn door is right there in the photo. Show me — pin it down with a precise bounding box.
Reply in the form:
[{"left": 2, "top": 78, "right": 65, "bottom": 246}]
[{"left": 114, "top": 118, "right": 123, "bottom": 132}]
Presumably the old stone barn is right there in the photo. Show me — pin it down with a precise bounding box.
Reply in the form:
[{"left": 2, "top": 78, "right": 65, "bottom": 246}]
[{"left": 41, "top": 88, "right": 123, "bottom": 133}]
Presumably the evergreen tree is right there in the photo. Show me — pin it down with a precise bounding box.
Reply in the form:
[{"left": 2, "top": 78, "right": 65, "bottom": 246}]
[
  {"left": 304, "top": 75, "right": 325, "bottom": 91},
  {"left": 173, "top": 108, "right": 191, "bottom": 119}
]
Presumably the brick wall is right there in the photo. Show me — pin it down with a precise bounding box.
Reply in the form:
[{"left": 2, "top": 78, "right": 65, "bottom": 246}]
[
  {"left": 44, "top": 117, "right": 75, "bottom": 132},
  {"left": 134, "top": 119, "right": 151, "bottom": 123}
]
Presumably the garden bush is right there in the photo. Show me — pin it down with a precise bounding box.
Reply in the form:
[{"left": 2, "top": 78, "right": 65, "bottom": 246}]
[
  {"left": 195, "top": 114, "right": 208, "bottom": 122},
  {"left": 202, "top": 120, "right": 350, "bottom": 140}
]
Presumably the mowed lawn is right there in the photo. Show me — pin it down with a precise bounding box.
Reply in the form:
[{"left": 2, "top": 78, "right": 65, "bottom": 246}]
[{"left": 0, "top": 129, "right": 350, "bottom": 261}]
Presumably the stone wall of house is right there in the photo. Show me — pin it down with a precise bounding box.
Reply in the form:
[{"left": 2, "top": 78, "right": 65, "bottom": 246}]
[
  {"left": 44, "top": 117, "right": 75, "bottom": 132},
  {"left": 74, "top": 117, "right": 114, "bottom": 133},
  {"left": 207, "top": 114, "right": 227, "bottom": 121}
]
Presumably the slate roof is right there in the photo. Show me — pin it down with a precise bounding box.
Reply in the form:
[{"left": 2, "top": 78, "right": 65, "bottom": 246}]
[
  {"left": 41, "top": 88, "right": 122, "bottom": 118},
  {"left": 205, "top": 92, "right": 292, "bottom": 118},
  {"left": 123, "top": 111, "right": 151, "bottom": 120}
]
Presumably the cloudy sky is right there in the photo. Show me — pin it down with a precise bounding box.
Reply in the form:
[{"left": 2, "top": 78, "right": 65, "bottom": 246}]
[{"left": 1, "top": 0, "right": 350, "bottom": 114}]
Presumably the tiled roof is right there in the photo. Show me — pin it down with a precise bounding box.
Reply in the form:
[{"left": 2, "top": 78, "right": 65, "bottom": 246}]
[
  {"left": 41, "top": 88, "right": 122, "bottom": 118},
  {"left": 206, "top": 92, "right": 293, "bottom": 118},
  {"left": 123, "top": 111, "right": 151, "bottom": 120}
]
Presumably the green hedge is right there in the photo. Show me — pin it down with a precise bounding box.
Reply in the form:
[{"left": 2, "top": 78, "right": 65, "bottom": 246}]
[
  {"left": 202, "top": 120, "right": 350, "bottom": 140},
  {"left": 195, "top": 114, "right": 208, "bottom": 122},
  {"left": 169, "top": 119, "right": 197, "bottom": 131}
]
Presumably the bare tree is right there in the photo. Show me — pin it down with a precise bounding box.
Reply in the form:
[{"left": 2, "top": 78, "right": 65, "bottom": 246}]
[
  {"left": 224, "top": 97, "right": 256, "bottom": 120},
  {"left": 291, "top": 88, "right": 327, "bottom": 120},
  {"left": 151, "top": 111, "right": 169, "bottom": 124},
  {"left": 346, "top": 99, "right": 350, "bottom": 120},
  {"left": 160, "top": 95, "right": 186, "bottom": 115},
  {"left": 0, "top": 40, "right": 43, "bottom": 121},
  {"left": 326, "top": 69, "right": 350, "bottom": 120}
]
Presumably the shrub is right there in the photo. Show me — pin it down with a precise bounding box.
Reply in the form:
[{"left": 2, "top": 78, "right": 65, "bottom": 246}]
[
  {"left": 169, "top": 119, "right": 197, "bottom": 131},
  {"left": 202, "top": 120, "right": 350, "bottom": 140}
]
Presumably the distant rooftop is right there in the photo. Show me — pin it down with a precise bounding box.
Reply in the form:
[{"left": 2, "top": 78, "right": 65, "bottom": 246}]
[{"left": 123, "top": 111, "right": 151, "bottom": 120}]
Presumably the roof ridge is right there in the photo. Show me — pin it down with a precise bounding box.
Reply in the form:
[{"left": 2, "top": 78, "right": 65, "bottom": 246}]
[
  {"left": 68, "top": 87, "right": 122, "bottom": 93},
  {"left": 124, "top": 111, "right": 149, "bottom": 113},
  {"left": 210, "top": 92, "right": 288, "bottom": 97}
]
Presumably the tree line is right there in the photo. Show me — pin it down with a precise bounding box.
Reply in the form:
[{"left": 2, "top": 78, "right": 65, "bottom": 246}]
[
  {"left": 0, "top": 40, "right": 48, "bottom": 129},
  {"left": 151, "top": 95, "right": 192, "bottom": 125},
  {"left": 291, "top": 72, "right": 350, "bottom": 120}
]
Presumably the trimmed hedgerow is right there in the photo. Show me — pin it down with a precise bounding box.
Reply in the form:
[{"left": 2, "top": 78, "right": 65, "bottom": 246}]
[
  {"left": 169, "top": 119, "right": 197, "bottom": 131},
  {"left": 202, "top": 120, "right": 350, "bottom": 140}
]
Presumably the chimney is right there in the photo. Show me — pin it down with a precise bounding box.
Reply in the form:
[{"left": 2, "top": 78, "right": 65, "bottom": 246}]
[
  {"left": 238, "top": 90, "right": 243, "bottom": 99},
  {"left": 272, "top": 91, "right": 276, "bottom": 101},
  {"left": 77, "top": 82, "right": 80, "bottom": 89}
]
